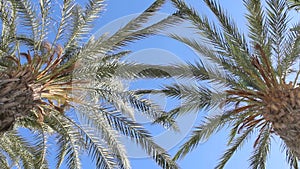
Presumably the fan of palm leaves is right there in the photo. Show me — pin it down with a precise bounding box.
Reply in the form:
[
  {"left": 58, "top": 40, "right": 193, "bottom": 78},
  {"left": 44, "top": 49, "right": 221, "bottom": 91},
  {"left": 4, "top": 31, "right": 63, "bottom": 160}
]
[
  {"left": 134, "top": 0, "right": 300, "bottom": 168},
  {"left": 0, "top": 0, "right": 191, "bottom": 168}
]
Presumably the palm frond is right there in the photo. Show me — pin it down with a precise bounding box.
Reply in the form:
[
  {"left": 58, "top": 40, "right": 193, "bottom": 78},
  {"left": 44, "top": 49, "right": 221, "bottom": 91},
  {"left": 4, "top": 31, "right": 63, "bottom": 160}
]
[
  {"left": 244, "top": 0, "right": 267, "bottom": 47},
  {"left": 171, "top": 0, "right": 229, "bottom": 55},
  {"left": 78, "top": 103, "right": 178, "bottom": 169},
  {"left": 0, "top": 153, "right": 9, "bottom": 169},
  {"left": 80, "top": 10, "right": 181, "bottom": 60},
  {"left": 38, "top": 0, "right": 52, "bottom": 46},
  {"left": 168, "top": 34, "right": 241, "bottom": 86},
  {"left": 215, "top": 125, "right": 254, "bottom": 169},
  {"left": 126, "top": 92, "right": 176, "bottom": 127},
  {"left": 248, "top": 125, "right": 271, "bottom": 169},
  {"left": 204, "top": 0, "right": 249, "bottom": 54},
  {"left": 167, "top": 3, "right": 262, "bottom": 89},
  {"left": 281, "top": 24, "right": 300, "bottom": 78},
  {"left": 85, "top": 84, "right": 177, "bottom": 128},
  {"left": 227, "top": 115, "right": 248, "bottom": 145},
  {"left": 266, "top": 0, "right": 289, "bottom": 78},
  {"left": 76, "top": 54, "right": 200, "bottom": 81},
  {"left": 45, "top": 113, "right": 82, "bottom": 169},
  {"left": 53, "top": 0, "right": 75, "bottom": 44},
  {"left": 15, "top": 0, "right": 39, "bottom": 50},
  {"left": 0, "top": 1, "right": 16, "bottom": 53},
  {"left": 64, "top": 0, "right": 104, "bottom": 50},
  {"left": 33, "top": 125, "right": 49, "bottom": 169},
  {"left": 55, "top": 134, "right": 69, "bottom": 169},
  {"left": 0, "top": 131, "right": 37, "bottom": 169},
  {"left": 135, "top": 83, "right": 225, "bottom": 120},
  {"left": 112, "top": 62, "right": 200, "bottom": 80},
  {"left": 286, "top": 148, "right": 299, "bottom": 169},
  {"left": 172, "top": 0, "right": 250, "bottom": 59},
  {"left": 76, "top": 106, "right": 130, "bottom": 169},
  {"left": 280, "top": 141, "right": 299, "bottom": 169},
  {"left": 287, "top": 0, "right": 300, "bottom": 10},
  {"left": 79, "top": 127, "right": 117, "bottom": 169},
  {"left": 174, "top": 113, "right": 232, "bottom": 161}
]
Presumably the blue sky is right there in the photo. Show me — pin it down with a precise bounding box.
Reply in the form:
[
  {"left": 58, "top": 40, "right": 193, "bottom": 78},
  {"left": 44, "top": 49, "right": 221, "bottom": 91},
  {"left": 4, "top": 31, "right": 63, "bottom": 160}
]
[{"left": 72, "top": 0, "right": 294, "bottom": 168}]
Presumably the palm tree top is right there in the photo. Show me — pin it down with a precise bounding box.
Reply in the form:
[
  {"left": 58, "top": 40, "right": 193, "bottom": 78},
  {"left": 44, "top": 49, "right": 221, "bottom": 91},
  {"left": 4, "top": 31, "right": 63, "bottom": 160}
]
[
  {"left": 138, "top": 0, "right": 300, "bottom": 168},
  {"left": 0, "top": 0, "right": 184, "bottom": 168}
]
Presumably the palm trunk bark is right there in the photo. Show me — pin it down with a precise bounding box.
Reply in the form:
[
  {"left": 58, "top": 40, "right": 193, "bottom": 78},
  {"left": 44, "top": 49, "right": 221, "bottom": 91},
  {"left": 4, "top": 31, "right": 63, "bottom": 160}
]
[
  {"left": 0, "top": 67, "right": 39, "bottom": 132},
  {"left": 263, "top": 87, "right": 300, "bottom": 159},
  {"left": 274, "top": 121, "right": 300, "bottom": 158}
]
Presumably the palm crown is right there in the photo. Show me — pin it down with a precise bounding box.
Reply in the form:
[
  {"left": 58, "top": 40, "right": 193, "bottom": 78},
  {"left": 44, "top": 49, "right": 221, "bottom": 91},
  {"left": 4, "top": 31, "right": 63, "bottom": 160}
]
[
  {"left": 139, "top": 0, "right": 300, "bottom": 168},
  {"left": 0, "top": 0, "right": 185, "bottom": 168}
]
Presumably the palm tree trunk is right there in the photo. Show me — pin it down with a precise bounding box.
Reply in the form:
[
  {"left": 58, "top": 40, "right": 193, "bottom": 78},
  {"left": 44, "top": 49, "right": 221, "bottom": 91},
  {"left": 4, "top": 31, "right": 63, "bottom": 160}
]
[
  {"left": 0, "top": 68, "right": 38, "bottom": 132},
  {"left": 274, "top": 122, "right": 300, "bottom": 158},
  {"left": 263, "top": 87, "right": 300, "bottom": 159}
]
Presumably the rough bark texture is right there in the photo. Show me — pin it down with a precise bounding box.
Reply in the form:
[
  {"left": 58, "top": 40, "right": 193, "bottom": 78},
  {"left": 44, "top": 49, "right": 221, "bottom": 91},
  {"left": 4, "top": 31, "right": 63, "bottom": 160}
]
[
  {"left": 263, "top": 86, "right": 300, "bottom": 158},
  {"left": 0, "top": 67, "right": 40, "bottom": 132}
]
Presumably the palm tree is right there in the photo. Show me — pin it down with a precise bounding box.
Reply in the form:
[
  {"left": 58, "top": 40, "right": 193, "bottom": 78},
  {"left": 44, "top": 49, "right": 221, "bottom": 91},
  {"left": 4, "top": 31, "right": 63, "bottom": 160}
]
[
  {"left": 136, "top": 0, "right": 300, "bottom": 168},
  {"left": 0, "top": 0, "right": 185, "bottom": 168}
]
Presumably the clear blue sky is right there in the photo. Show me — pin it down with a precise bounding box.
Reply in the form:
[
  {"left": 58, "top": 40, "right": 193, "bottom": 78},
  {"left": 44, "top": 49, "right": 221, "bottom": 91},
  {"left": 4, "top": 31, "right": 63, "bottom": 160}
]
[{"left": 79, "top": 0, "right": 292, "bottom": 169}]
